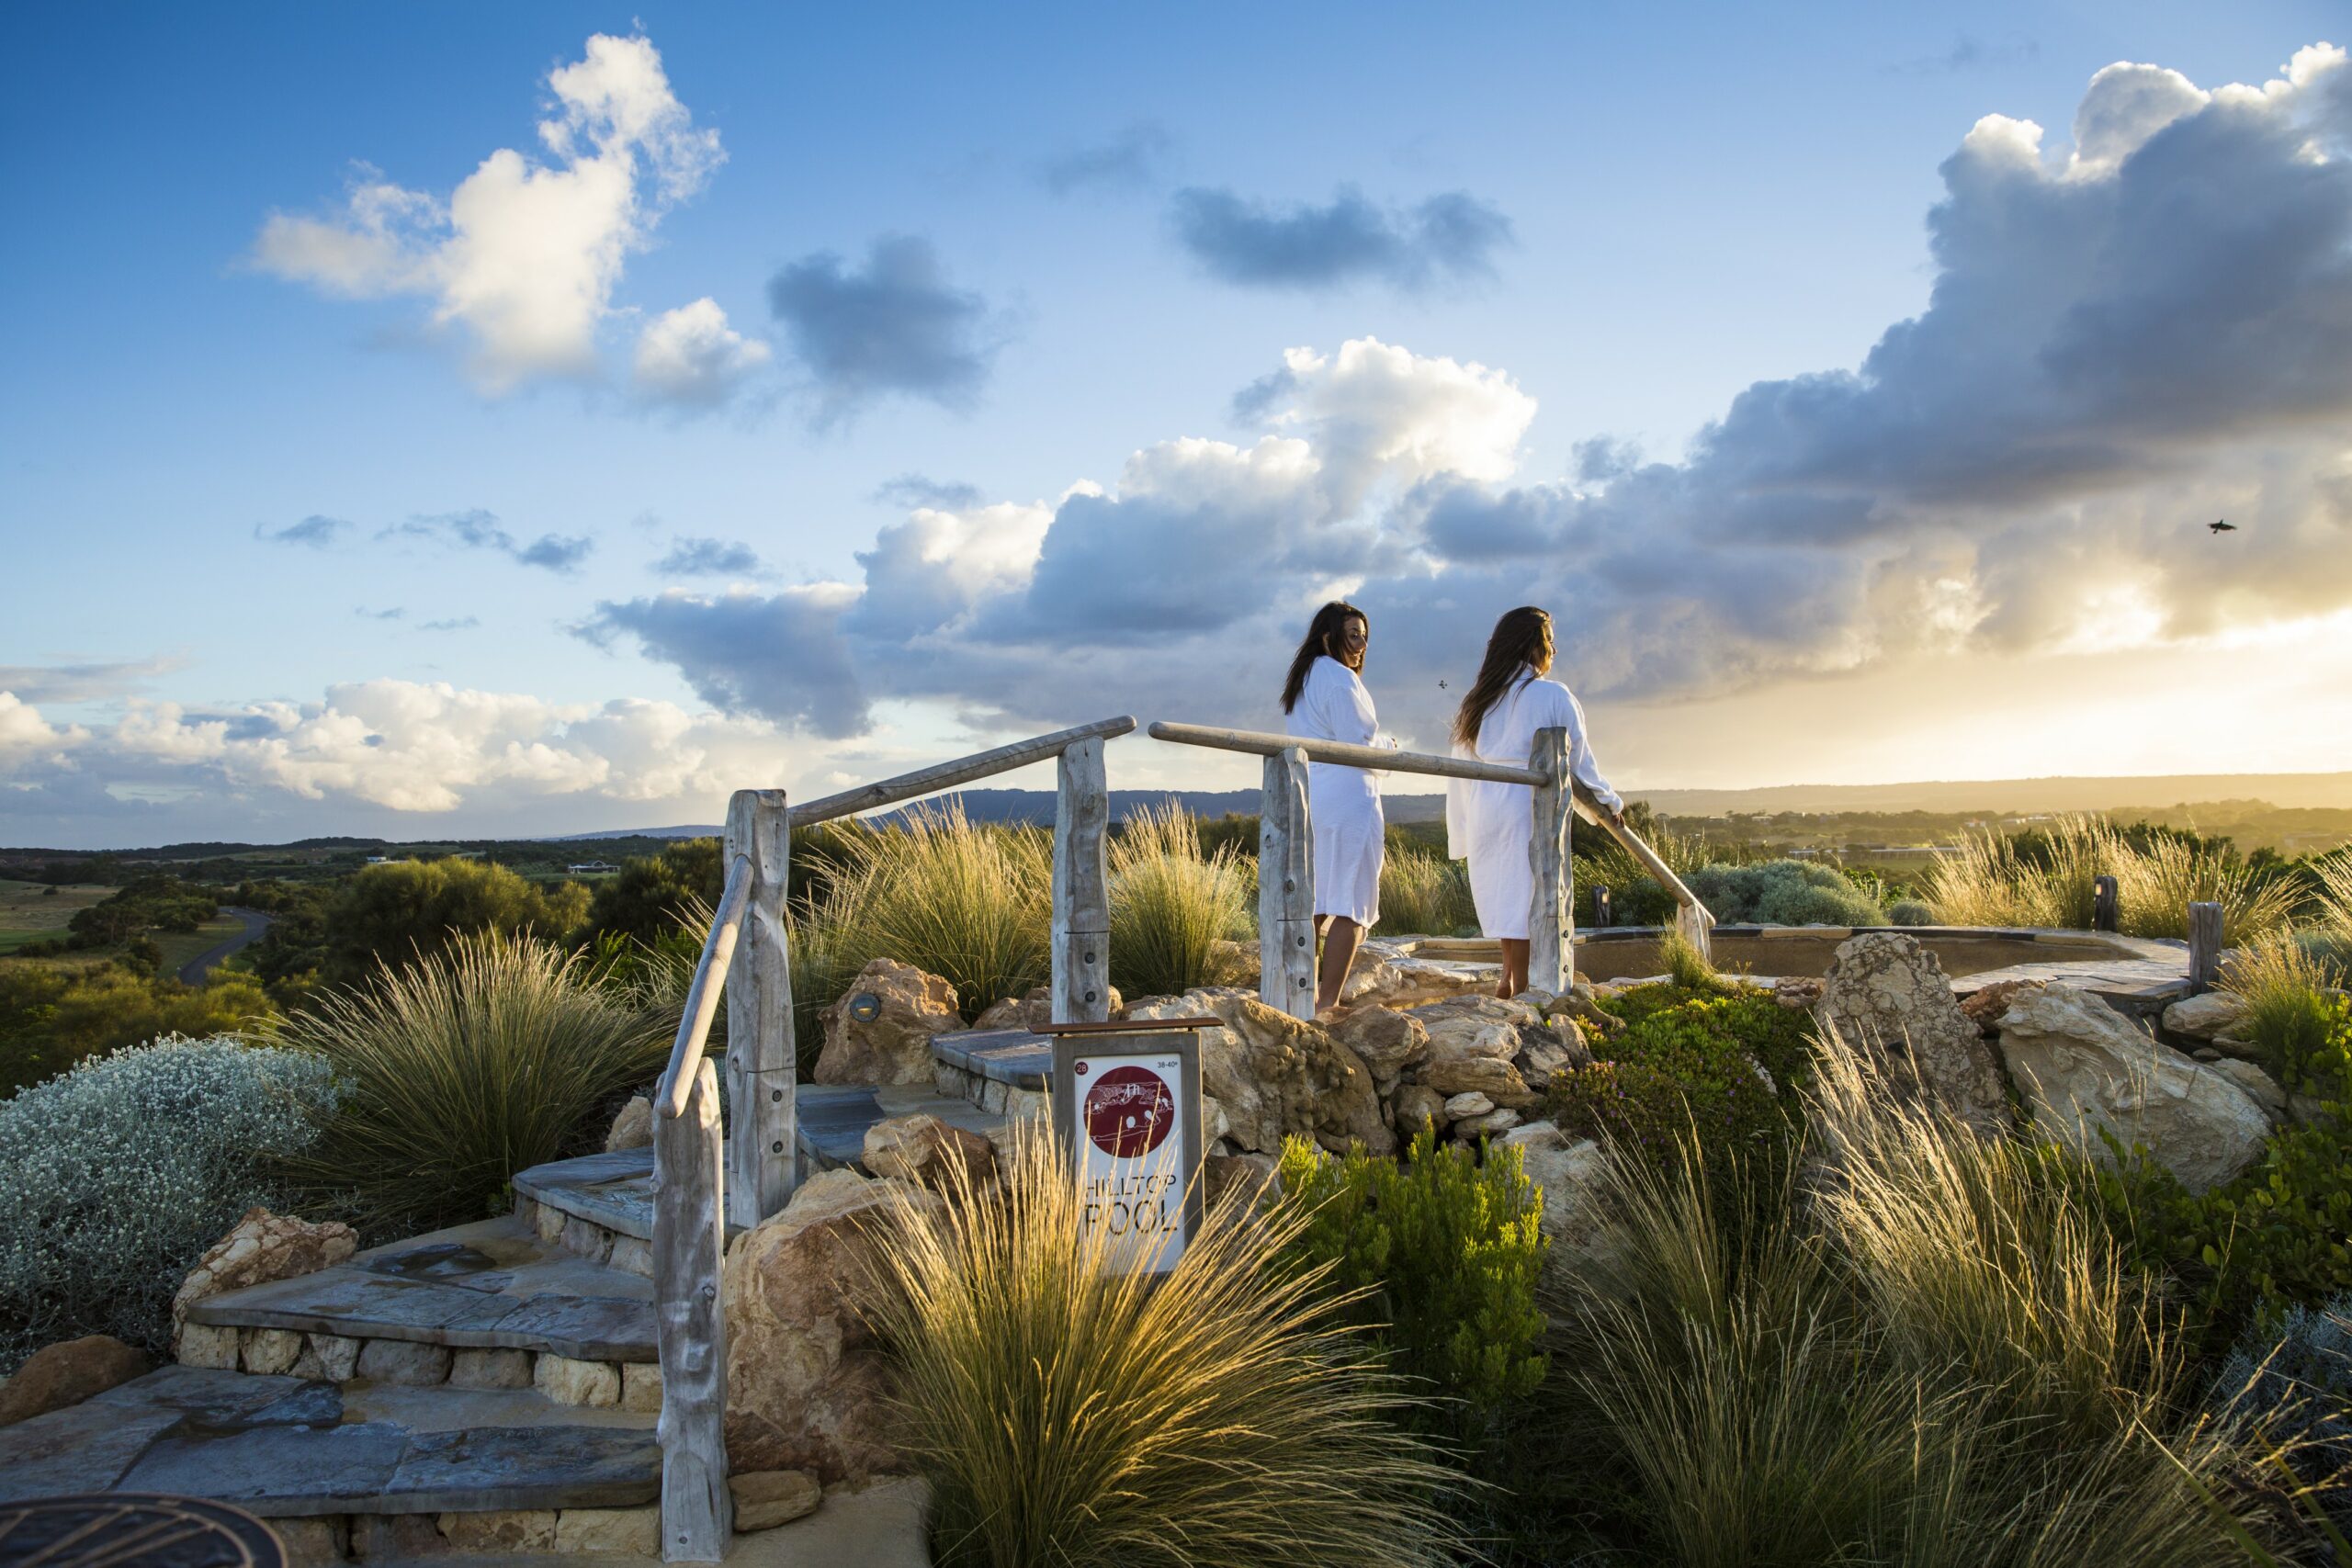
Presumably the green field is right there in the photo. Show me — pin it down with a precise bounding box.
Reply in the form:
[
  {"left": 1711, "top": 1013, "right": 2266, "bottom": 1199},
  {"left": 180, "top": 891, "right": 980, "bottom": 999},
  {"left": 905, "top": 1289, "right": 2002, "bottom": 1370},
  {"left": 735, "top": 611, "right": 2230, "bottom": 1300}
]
[
  {"left": 0, "top": 880, "right": 110, "bottom": 954},
  {"left": 153, "top": 917, "right": 250, "bottom": 976}
]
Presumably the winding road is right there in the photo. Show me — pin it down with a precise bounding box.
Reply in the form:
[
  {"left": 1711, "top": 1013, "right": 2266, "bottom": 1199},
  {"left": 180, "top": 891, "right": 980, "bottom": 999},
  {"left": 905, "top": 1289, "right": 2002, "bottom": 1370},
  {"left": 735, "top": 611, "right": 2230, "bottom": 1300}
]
[{"left": 177, "top": 907, "right": 273, "bottom": 985}]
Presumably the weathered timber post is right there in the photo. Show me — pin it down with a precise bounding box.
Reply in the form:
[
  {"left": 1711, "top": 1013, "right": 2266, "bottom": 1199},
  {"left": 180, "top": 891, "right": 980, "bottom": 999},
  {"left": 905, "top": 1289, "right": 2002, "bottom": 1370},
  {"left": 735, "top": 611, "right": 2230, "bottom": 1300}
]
[
  {"left": 1592, "top": 885, "right": 1611, "bottom": 928},
  {"left": 724, "top": 789, "right": 796, "bottom": 1227},
  {"left": 2188, "top": 900, "right": 2223, "bottom": 995},
  {"left": 1052, "top": 739, "right": 1113, "bottom": 1023},
  {"left": 1528, "top": 726, "right": 1574, "bottom": 993},
  {"left": 1259, "top": 747, "right": 1316, "bottom": 1019},
  {"left": 2092, "top": 875, "right": 2119, "bottom": 933},
  {"left": 653, "top": 1056, "right": 730, "bottom": 1560}
]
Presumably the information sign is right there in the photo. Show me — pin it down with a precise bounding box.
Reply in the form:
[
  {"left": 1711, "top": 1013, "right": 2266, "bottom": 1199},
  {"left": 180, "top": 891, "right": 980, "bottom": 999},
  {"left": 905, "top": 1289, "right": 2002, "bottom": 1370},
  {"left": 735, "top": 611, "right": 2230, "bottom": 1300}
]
[{"left": 1046, "top": 1021, "right": 1208, "bottom": 1276}]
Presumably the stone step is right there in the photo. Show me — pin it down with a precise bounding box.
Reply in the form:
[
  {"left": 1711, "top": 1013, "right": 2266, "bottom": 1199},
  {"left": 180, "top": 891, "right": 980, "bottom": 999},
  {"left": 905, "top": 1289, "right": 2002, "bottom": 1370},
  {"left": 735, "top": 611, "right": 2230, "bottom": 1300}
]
[
  {"left": 517, "top": 1084, "right": 1022, "bottom": 1252},
  {"left": 0, "top": 1365, "right": 657, "bottom": 1519},
  {"left": 184, "top": 1214, "right": 657, "bottom": 1369}
]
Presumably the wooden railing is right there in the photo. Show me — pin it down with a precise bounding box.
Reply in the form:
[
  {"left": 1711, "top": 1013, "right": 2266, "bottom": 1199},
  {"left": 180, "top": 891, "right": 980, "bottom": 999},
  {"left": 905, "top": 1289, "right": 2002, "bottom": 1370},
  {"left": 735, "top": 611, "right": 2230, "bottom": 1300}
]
[
  {"left": 647, "top": 716, "right": 1134, "bottom": 1562},
  {"left": 1147, "top": 720, "right": 1714, "bottom": 1010}
]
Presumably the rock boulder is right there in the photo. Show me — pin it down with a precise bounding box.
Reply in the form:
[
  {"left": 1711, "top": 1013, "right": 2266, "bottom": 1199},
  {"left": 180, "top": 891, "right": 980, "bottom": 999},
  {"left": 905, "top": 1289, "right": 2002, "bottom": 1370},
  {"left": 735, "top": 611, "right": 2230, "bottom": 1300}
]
[
  {"left": 1996, "top": 984, "right": 2270, "bottom": 1192},
  {"left": 1818, "top": 932, "right": 2010, "bottom": 1136},
  {"left": 1127, "top": 989, "right": 1394, "bottom": 1156},
  {"left": 2163, "top": 991, "right": 2246, "bottom": 1043},
  {"left": 863, "top": 1112, "right": 998, "bottom": 1194},
  {"left": 725, "top": 1168, "right": 944, "bottom": 1483},
  {"left": 0, "top": 1336, "right": 151, "bottom": 1427},
  {"left": 172, "top": 1210, "right": 357, "bottom": 1345},
  {"left": 603, "top": 1095, "right": 653, "bottom": 1153},
  {"left": 812, "top": 960, "right": 965, "bottom": 1086},
  {"left": 1498, "top": 1122, "right": 1617, "bottom": 1292}
]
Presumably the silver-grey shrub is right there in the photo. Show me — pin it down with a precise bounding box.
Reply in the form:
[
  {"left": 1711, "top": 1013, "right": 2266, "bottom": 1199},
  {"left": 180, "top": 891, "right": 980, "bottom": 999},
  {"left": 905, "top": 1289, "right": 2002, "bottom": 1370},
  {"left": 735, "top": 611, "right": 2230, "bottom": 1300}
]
[
  {"left": 0, "top": 1035, "right": 337, "bottom": 1371},
  {"left": 1686, "top": 859, "right": 1889, "bottom": 927}
]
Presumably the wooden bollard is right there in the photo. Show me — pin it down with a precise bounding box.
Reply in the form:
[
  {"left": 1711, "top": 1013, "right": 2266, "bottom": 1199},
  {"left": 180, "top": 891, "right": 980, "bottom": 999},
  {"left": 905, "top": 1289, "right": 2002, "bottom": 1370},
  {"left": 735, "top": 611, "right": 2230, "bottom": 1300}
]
[
  {"left": 2092, "top": 875, "right": 2119, "bottom": 933},
  {"left": 2187, "top": 901, "right": 2222, "bottom": 995}
]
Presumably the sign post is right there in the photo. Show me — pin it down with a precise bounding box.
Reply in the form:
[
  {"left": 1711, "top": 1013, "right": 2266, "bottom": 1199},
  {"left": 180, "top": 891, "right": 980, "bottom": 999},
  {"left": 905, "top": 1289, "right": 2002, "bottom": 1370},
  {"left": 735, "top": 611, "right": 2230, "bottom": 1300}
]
[{"left": 1044, "top": 1019, "right": 1209, "bottom": 1276}]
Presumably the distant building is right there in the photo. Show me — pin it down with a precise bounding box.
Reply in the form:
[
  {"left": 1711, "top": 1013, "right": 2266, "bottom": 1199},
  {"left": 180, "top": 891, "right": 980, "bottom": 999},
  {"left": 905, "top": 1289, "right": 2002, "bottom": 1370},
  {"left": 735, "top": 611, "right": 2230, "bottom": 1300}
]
[{"left": 566, "top": 860, "right": 620, "bottom": 874}]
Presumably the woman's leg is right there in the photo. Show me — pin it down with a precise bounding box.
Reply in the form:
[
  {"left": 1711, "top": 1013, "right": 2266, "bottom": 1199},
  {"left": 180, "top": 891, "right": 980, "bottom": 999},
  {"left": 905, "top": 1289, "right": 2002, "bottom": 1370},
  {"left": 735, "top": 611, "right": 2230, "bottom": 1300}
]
[
  {"left": 1497, "top": 938, "right": 1529, "bottom": 999},
  {"left": 1317, "top": 917, "right": 1363, "bottom": 1016}
]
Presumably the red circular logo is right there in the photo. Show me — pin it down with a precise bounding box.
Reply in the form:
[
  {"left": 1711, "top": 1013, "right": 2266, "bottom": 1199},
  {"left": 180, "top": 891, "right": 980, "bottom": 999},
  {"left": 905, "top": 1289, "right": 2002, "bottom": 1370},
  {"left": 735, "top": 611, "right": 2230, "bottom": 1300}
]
[{"left": 1083, "top": 1066, "right": 1175, "bottom": 1159}]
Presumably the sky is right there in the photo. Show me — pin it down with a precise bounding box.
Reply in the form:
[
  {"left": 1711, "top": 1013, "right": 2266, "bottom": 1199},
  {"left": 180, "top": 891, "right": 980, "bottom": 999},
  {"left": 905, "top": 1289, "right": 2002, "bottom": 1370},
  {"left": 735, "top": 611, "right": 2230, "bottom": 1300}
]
[{"left": 4, "top": 2, "right": 2350, "bottom": 848}]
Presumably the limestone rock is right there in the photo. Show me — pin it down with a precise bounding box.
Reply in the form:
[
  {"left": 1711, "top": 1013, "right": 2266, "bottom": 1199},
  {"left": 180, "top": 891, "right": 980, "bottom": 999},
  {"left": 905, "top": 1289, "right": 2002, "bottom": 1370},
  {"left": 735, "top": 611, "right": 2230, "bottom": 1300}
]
[
  {"left": 2209, "top": 1034, "right": 2264, "bottom": 1063},
  {"left": 171, "top": 1208, "right": 357, "bottom": 1330},
  {"left": 1515, "top": 1021, "right": 1589, "bottom": 1090},
  {"left": 1342, "top": 942, "right": 1501, "bottom": 1008},
  {"left": 1498, "top": 1121, "right": 1617, "bottom": 1291},
  {"left": 726, "top": 1168, "right": 945, "bottom": 1483},
  {"left": 534, "top": 1353, "right": 619, "bottom": 1406},
  {"left": 1819, "top": 933, "right": 2010, "bottom": 1136},
  {"left": 731, "top": 1468, "right": 823, "bottom": 1531},
  {"left": 620, "top": 1360, "right": 663, "bottom": 1413},
  {"left": 1327, "top": 1004, "right": 1430, "bottom": 1077},
  {"left": 813, "top": 959, "right": 966, "bottom": 1086},
  {"left": 604, "top": 1095, "right": 654, "bottom": 1152},
  {"left": 1421, "top": 1054, "right": 1537, "bottom": 1110},
  {"left": 1961, "top": 979, "right": 2038, "bottom": 1034},
  {"left": 174, "top": 1323, "right": 238, "bottom": 1370},
  {"left": 270, "top": 1517, "right": 347, "bottom": 1568},
  {"left": 448, "top": 1348, "right": 533, "bottom": 1390},
  {"left": 1442, "top": 1090, "right": 1495, "bottom": 1119},
  {"left": 292, "top": 1332, "right": 361, "bottom": 1382},
  {"left": 2206, "top": 1057, "right": 2289, "bottom": 1122},
  {"left": 358, "top": 1337, "right": 452, "bottom": 1387},
  {"left": 1773, "top": 976, "right": 1826, "bottom": 1011},
  {"left": 1126, "top": 989, "right": 1394, "bottom": 1156},
  {"left": 438, "top": 1510, "right": 557, "bottom": 1552},
  {"left": 1453, "top": 1106, "right": 1522, "bottom": 1138},
  {"left": 553, "top": 1506, "right": 660, "bottom": 1556},
  {"left": 1413, "top": 995, "right": 1540, "bottom": 1076},
  {"left": 1997, "top": 984, "right": 2269, "bottom": 1192},
  {"left": 240, "top": 1328, "right": 302, "bottom": 1376},
  {"left": 969, "top": 995, "right": 1027, "bottom": 1032},
  {"left": 0, "top": 1335, "right": 150, "bottom": 1428},
  {"left": 1200, "top": 1152, "right": 1280, "bottom": 1213},
  {"left": 1392, "top": 1084, "right": 1449, "bottom": 1140},
  {"left": 863, "top": 1112, "right": 998, "bottom": 1194},
  {"left": 2164, "top": 991, "right": 2247, "bottom": 1043}
]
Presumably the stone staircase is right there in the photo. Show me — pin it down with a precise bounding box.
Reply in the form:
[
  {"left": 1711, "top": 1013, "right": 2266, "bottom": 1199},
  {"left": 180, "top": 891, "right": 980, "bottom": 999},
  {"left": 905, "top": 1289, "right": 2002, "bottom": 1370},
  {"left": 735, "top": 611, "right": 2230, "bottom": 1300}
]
[{"left": 0, "top": 1042, "right": 1046, "bottom": 1562}]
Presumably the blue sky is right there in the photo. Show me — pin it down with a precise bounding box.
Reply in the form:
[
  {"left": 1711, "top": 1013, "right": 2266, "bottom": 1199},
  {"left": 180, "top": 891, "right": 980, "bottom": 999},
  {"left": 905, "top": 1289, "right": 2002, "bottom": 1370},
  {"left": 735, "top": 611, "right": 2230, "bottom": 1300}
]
[{"left": 5, "top": 3, "right": 2350, "bottom": 846}]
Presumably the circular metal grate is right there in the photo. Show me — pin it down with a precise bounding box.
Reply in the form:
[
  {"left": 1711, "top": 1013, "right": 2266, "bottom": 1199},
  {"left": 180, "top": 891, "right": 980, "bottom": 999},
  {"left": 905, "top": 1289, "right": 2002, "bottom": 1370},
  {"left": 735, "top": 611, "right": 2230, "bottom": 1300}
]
[{"left": 0, "top": 1495, "right": 288, "bottom": 1568}]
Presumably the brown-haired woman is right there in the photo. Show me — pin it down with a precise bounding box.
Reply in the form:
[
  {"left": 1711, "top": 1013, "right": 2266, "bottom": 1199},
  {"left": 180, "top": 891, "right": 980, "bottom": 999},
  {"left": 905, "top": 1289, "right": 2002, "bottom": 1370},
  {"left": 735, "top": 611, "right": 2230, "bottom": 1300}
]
[
  {"left": 1445, "top": 606, "right": 1623, "bottom": 998},
  {"left": 1281, "top": 600, "right": 1395, "bottom": 1015}
]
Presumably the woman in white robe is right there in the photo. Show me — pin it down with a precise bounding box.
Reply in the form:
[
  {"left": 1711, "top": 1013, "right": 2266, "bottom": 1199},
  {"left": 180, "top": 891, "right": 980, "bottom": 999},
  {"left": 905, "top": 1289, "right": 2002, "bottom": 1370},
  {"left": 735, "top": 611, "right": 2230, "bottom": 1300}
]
[
  {"left": 1446, "top": 606, "right": 1623, "bottom": 998},
  {"left": 1281, "top": 601, "right": 1393, "bottom": 1015}
]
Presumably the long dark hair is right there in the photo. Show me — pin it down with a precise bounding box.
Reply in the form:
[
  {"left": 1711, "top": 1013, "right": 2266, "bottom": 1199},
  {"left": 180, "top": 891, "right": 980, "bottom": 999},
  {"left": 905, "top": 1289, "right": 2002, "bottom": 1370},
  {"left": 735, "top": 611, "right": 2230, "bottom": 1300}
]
[
  {"left": 1280, "top": 601, "right": 1368, "bottom": 714},
  {"left": 1452, "top": 606, "right": 1552, "bottom": 748}
]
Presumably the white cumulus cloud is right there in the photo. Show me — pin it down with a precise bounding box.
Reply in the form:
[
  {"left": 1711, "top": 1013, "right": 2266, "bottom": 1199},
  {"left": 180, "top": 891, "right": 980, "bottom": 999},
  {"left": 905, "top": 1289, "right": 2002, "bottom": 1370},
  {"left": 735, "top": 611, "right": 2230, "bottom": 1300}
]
[{"left": 632, "top": 299, "right": 774, "bottom": 407}]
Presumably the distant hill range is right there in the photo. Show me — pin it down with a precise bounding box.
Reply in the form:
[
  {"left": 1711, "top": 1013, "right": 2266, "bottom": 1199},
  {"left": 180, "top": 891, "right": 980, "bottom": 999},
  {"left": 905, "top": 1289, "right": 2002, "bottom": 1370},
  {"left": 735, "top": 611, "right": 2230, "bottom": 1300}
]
[{"left": 549, "top": 772, "right": 2350, "bottom": 838}]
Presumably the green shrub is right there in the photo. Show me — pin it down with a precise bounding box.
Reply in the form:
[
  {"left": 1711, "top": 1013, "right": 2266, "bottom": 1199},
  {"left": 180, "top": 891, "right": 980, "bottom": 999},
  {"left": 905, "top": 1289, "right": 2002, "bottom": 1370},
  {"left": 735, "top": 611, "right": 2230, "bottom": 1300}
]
[
  {"left": 322, "top": 857, "right": 590, "bottom": 983},
  {"left": 1, "top": 963, "right": 276, "bottom": 1097},
  {"left": 1685, "top": 859, "right": 1888, "bottom": 926},
  {"left": 868, "top": 1123, "right": 1466, "bottom": 1567},
  {"left": 274, "top": 931, "right": 670, "bottom": 1238},
  {"left": 2225, "top": 936, "right": 2352, "bottom": 1099},
  {"left": 1107, "top": 805, "right": 1251, "bottom": 998},
  {"left": 1890, "top": 898, "right": 1935, "bottom": 926},
  {"left": 1273, "top": 1125, "right": 1547, "bottom": 1439},
  {"left": 0, "top": 1036, "right": 337, "bottom": 1370},
  {"left": 1379, "top": 840, "right": 1476, "bottom": 937},
  {"left": 1547, "top": 987, "right": 1814, "bottom": 1171}
]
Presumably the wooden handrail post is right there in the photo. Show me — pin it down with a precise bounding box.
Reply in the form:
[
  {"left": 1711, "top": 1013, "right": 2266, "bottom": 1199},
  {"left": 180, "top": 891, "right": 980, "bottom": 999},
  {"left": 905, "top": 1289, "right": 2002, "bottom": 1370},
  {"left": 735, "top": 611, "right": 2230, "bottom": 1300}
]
[
  {"left": 653, "top": 1055, "right": 730, "bottom": 1561},
  {"left": 2188, "top": 901, "right": 2222, "bottom": 995},
  {"left": 1052, "top": 739, "right": 1112, "bottom": 1023},
  {"left": 1259, "top": 748, "right": 1315, "bottom": 1019},
  {"left": 1528, "top": 726, "right": 1574, "bottom": 993},
  {"left": 2092, "top": 875, "right": 2119, "bottom": 933},
  {"left": 724, "top": 789, "right": 796, "bottom": 1228}
]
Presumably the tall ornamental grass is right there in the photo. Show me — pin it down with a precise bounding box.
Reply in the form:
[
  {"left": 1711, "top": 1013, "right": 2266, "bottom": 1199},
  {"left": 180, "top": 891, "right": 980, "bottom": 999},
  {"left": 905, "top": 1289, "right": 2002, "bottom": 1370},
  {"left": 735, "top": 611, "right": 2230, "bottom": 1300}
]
[
  {"left": 816, "top": 803, "right": 1053, "bottom": 1020},
  {"left": 1378, "top": 840, "right": 1477, "bottom": 937},
  {"left": 1923, "top": 814, "right": 2299, "bottom": 939},
  {"left": 1541, "top": 1041, "right": 2307, "bottom": 1566},
  {"left": 867, "top": 1123, "right": 1466, "bottom": 1567},
  {"left": 2224, "top": 933, "right": 2352, "bottom": 1095},
  {"left": 275, "top": 931, "right": 671, "bottom": 1237},
  {"left": 1106, "top": 805, "right": 1251, "bottom": 998},
  {"left": 0, "top": 1036, "right": 337, "bottom": 1369}
]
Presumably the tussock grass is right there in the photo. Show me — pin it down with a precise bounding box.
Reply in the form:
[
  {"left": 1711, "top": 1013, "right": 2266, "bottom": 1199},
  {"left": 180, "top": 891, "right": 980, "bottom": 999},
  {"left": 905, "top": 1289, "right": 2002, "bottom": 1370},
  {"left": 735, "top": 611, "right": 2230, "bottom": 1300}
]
[
  {"left": 2224, "top": 933, "right": 2350, "bottom": 1092},
  {"left": 1378, "top": 840, "right": 1476, "bottom": 937},
  {"left": 866, "top": 1122, "right": 1467, "bottom": 1568},
  {"left": 1106, "top": 805, "right": 1251, "bottom": 998},
  {"left": 1542, "top": 1041, "right": 2305, "bottom": 1566},
  {"left": 1923, "top": 814, "right": 2299, "bottom": 939},
  {"left": 276, "top": 931, "right": 670, "bottom": 1237},
  {"left": 819, "top": 803, "right": 1054, "bottom": 1020}
]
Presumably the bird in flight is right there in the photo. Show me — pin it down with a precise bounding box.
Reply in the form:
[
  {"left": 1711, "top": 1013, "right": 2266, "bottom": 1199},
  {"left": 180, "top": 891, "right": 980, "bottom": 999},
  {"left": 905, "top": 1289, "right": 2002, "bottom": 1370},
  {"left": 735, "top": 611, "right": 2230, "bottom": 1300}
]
[{"left": 2210, "top": 519, "right": 2237, "bottom": 534}]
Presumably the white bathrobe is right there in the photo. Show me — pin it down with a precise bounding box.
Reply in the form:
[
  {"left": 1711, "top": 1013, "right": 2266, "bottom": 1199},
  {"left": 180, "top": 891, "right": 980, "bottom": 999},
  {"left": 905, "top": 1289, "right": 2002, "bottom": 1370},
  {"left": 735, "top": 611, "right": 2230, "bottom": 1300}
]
[
  {"left": 1286, "top": 656, "right": 1389, "bottom": 928},
  {"left": 1446, "top": 670, "right": 1622, "bottom": 941}
]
